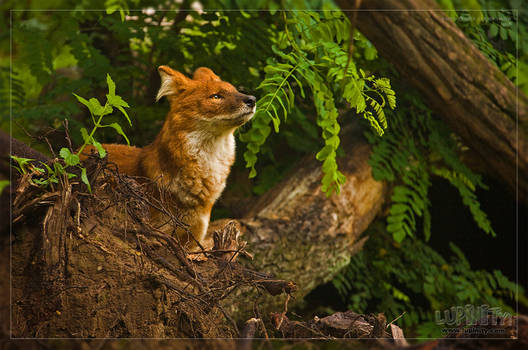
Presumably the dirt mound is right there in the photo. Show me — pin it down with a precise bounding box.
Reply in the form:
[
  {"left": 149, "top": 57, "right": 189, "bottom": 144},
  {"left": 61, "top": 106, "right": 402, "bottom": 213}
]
[{"left": 11, "top": 156, "right": 294, "bottom": 337}]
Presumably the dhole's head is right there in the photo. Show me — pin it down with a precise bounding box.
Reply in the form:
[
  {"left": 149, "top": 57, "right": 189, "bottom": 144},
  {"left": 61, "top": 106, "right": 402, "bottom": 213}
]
[{"left": 156, "top": 65, "right": 256, "bottom": 131}]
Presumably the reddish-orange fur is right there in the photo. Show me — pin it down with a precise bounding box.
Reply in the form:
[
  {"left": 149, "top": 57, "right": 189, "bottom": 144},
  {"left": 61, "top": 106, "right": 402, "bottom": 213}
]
[{"left": 82, "top": 66, "right": 256, "bottom": 248}]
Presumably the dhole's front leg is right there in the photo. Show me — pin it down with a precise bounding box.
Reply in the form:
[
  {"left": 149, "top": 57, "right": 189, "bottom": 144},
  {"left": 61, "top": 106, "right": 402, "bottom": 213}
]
[{"left": 185, "top": 210, "right": 212, "bottom": 251}]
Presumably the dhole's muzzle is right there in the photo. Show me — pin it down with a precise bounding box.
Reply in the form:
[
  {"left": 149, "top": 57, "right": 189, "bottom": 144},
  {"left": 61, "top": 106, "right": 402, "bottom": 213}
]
[{"left": 228, "top": 93, "right": 256, "bottom": 125}]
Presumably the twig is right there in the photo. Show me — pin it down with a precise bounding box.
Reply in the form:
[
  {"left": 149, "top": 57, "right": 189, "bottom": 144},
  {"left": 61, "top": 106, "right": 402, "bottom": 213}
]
[
  {"left": 254, "top": 302, "right": 270, "bottom": 340},
  {"left": 275, "top": 294, "right": 290, "bottom": 330},
  {"left": 13, "top": 191, "right": 59, "bottom": 221},
  {"left": 75, "top": 197, "right": 81, "bottom": 235},
  {"left": 386, "top": 311, "right": 406, "bottom": 329},
  {"left": 217, "top": 304, "right": 240, "bottom": 336},
  {"left": 63, "top": 119, "right": 74, "bottom": 152},
  {"left": 343, "top": 0, "right": 362, "bottom": 78}
]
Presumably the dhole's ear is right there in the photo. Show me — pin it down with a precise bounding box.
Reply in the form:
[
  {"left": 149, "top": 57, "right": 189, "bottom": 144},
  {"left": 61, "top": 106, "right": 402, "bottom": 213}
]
[
  {"left": 156, "top": 65, "right": 191, "bottom": 102},
  {"left": 192, "top": 67, "right": 221, "bottom": 82}
]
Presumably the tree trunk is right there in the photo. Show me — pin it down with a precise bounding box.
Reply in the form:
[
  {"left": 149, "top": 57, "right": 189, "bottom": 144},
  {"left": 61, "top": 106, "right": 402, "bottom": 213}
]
[{"left": 337, "top": 0, "right": 528, "bottom": 199}]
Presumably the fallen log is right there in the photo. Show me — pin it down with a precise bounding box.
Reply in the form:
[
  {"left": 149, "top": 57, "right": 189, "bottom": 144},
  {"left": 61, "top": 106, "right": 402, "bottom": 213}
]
[{"left": 218, "top": 125, "right": 387, "bottom": 320}]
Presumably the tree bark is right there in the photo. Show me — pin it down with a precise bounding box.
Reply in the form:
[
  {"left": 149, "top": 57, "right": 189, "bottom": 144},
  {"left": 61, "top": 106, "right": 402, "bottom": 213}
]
[
  {"left": 336, "top": 0, "right": 528, "bottom": 199},
  {"left": 0, "top": 130, "right": 50, "bottom": 235},
  {"left": 219, "top": 125, "right": 387, "bottom": 319}
]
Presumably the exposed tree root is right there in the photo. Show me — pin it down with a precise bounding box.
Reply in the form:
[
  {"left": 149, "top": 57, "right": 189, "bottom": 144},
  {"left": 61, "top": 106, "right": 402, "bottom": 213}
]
[{"left": 11, "top": 156, "right": 296, "bottom": 337}]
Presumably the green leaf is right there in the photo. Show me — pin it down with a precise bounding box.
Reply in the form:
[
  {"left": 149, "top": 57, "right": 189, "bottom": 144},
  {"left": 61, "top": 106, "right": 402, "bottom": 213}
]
[
  {"left": 32, "top": 178, "right": 49, "bottom": 186},
  {"left": 116, "top": 105, "right": 131, "bottom": 126},
  {"left": 92, "top": 140, "right": 107, "bottom": 158},
  {"left": 392, "top": 227, "right": 406, "bottom": 243},
  {"left": 107, "top": 94, "right": 129, "bottom": 108},
  {"left": 60, "top": 147, "right": 80, "bottom": 166},
  {"left": 106, "top": 4, "right": 119, "bottom": 15},
  {"left": 40, "top": 162, "right": 54, "bottom": 176},
  {"left": 364, "top": 46, "right": 376, "bottom": 60},
  {"left": 316, "top": 145, "right": 333, "bottom": 161},
  {"left": 81, "top": 167, "right": 91, "bottom": 193},
  {"left": 10, "top": 155, "right": 34, "bottom": 174},
  {"left": 500, "top": 26, "right": 508, "bottom": 41},
  {"left": 359, "top": 68, "right": 365, "bottom": 78},
  {"left": 270, "top": 114, "right": 280, "bottom": 133},
  {"left": 89, "top": 98, "right": 105, "bottom": 116},
  {"left": 276, "top": 95, "right": 288, "bottom": 117},
  {"left": 73, "top": 93, "right": 91, "bottom": 110},
  {"left": 390, "top": 203, "right": 409, "bottom": 215},
  {"left": 107, "top": 73, "right": 116, "bottom": 97},
  {"left": 356, "top": 95, "right": 366, "bottom": 113},
  {"left": 489, "top": 23, "right": 499, "bottom": 37},
  {"left": 80, "top": 127, "right": 92, "bottom": 143},
  {"left": 327, "top": 135, "right": 340, "bottom": 148},
  {"left": 106, "top": 122, "right": 130, "bottom": 145},
  {"left": 322, "top": 156, "right": 337, "bottom": 174}
]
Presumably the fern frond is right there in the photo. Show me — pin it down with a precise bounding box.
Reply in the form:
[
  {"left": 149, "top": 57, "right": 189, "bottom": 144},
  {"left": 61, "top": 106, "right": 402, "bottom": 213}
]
[
  {"left": 240, "top": 10, "right": 395, "bottom": 195},
  {"left": 240, "top": 57, "right": 301, "bottom": 178},
  {"left": 17, "top": 21, "right": 53, "bottom": 85},
  {"left": 366, "top": 98, "right": 495, "bottom": 241},
  {"left": 432, "top": 167, "right": 495, "bottom": 236},
  {"left": 0, "top": 68, "right": 26, "bottom": 121}
]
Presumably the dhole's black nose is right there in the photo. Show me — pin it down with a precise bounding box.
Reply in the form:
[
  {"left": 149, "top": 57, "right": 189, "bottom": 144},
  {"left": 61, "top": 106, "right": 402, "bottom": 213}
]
[{"left": 244, "top": 95, "right": 256, "bottom": 108}]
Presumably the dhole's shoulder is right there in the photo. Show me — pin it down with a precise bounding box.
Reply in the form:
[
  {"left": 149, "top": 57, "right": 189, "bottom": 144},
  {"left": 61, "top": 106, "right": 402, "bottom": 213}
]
[
  {"left": 100, "top": 144, "right": 140, "bottom": 154},
  {"left": 82, "top": 144, "right": 142, "bottom": 176}
]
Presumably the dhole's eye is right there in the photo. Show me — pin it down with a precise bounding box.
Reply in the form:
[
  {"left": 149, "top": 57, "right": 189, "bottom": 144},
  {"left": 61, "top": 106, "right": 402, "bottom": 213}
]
[{"left": 209, "top": 94, "right": 223, "bottom": 100}]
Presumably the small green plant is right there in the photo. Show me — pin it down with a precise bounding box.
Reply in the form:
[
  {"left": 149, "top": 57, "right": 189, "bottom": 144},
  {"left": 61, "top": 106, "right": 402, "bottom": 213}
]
[
  {"left": 10, "top": 155, "right": 36, "bottom": 175},
  {"left": 10, "top": 154, "right": 74, "bottom": 187},
  {"left": 10, "top": 74, "right": 131, "bottom": 192},
  {"left": 73, "top": 74, "right": 131, "bottom": 157}
]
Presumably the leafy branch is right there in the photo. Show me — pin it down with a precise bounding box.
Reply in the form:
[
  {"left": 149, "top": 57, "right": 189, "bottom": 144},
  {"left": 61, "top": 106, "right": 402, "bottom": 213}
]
[{"left": 240, "top": 10, "right": 396, "bottom": 195}]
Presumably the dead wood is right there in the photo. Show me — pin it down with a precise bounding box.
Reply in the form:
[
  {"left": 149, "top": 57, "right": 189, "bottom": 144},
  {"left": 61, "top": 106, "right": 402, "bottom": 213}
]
[
  {"left": 0, "top": 129, "right": 51, "bottom": 234},
  {"left": 271, "top": 311, "right": 389, "bottom": 339}
]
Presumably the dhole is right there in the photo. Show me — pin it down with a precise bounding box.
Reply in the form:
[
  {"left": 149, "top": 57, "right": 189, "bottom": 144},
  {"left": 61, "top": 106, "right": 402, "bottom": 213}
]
[{"left": 82, "top": 66, "right": 256, "bottom": 248}]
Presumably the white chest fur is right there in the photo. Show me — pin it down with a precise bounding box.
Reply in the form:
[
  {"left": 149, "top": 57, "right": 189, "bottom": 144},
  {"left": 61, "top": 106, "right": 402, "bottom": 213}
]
[
  {"left": 187, "top": 129, "right": 235, "bottom": 187},
  {"left": 164, "top": 129, "right": 235, "bottom": 209}
]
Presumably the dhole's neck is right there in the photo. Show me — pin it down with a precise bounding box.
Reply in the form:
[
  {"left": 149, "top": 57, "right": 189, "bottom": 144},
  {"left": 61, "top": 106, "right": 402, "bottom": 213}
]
[{"left": 140, "top": 113, "right": 236, "bottom": 177}]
